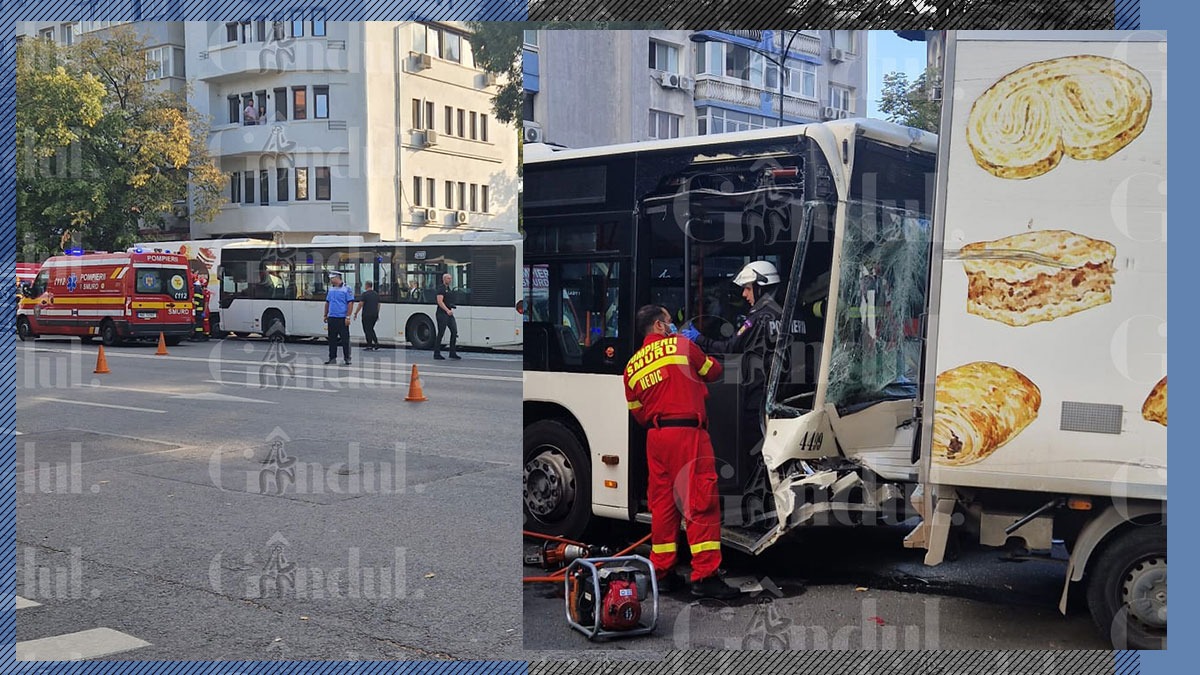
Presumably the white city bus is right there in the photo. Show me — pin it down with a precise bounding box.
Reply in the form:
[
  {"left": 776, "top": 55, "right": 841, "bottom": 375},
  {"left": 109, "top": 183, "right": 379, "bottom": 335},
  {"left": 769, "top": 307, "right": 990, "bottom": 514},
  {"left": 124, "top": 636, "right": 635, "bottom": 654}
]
[{"left": 218, "top": 233, "right": 523, "bottom": 348}]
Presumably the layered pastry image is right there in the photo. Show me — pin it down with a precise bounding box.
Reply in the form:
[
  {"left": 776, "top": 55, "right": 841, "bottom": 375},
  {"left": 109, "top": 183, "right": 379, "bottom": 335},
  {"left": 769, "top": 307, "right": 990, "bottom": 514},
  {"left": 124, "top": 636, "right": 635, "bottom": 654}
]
[
  {"left": 966, "top": 55, "right": 1152, "bottom": 179},
  {"left": 933, "top": 362, "right": 1042, "bottom": 466},
  {"left": 960, "top": 229, "right": 1117, "bottom": 327},
  {"left": 1142, "top": 377, "right": 1167, "bottom": 426}
]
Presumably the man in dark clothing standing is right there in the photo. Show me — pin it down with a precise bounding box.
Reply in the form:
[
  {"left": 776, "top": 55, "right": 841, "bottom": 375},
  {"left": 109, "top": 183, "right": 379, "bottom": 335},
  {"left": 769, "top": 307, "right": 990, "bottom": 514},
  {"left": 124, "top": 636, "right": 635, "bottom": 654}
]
[
  {"left": 433, "top": 272, "right": 460, "bottom": 360},
  {"left": 355, "top": 281, "right": 381, "bottom": 351}
]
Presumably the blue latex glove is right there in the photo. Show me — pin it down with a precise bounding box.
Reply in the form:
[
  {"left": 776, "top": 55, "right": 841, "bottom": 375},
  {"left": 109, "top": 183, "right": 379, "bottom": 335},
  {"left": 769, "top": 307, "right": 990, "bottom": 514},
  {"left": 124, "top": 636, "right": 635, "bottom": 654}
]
[{"left": 680, "top": 325, "right": 701, "bottom": 341}]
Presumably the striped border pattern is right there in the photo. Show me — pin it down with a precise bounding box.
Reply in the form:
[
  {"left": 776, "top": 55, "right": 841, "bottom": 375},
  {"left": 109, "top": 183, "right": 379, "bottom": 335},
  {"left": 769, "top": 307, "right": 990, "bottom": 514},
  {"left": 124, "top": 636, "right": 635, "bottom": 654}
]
[
  {"left": 530, "top": 651, "right": 1139, "bottom": 675},
  {"left": 528, "top": 0, "right": 1138, "bottom": 29},
  {"left": 5, "top": 1, "right": 525, "bottom": 22}
]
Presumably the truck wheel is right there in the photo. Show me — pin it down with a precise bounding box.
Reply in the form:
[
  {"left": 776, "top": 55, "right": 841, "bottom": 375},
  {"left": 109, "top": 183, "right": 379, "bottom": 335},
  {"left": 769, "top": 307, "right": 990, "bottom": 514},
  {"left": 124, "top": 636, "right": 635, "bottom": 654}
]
[
  {"left": 1087, "top": 525, "right": 1166, "bottom": 650},
  {"left": 100, "top": 320, "right": 123, "bottom": 347},
  {"left": 262, "top": 311, "right": 286, "bottom": 341},
  {"left": 165, "top": 336, "right": 183, "bottom": 347},
  {"left": 524, "top": 419, "right": 591, "bottom": 540},
  {"left": 406, "top": 314, "right": 436, "bottom": 350},
  {"left": 16, "top": 316, "right": 34, "bottom": 342}
]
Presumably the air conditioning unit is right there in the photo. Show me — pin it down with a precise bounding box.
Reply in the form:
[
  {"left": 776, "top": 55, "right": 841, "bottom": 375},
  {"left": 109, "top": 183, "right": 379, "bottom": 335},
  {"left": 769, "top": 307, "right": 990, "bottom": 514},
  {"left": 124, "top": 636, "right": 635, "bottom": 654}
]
[
  {"left": 829, "top": 47, "right": 845, "bottom": 63},
  {"left": 409, "top": 51, "right": 432, "bottom": 71},
  {"left": 658, "top": 72, "right": 681, "bottom": 89},
  {"left": 928, "top": 84, "right": 943, "bottom": 102},
  {"left": 837, "top": 110, "right": 850, "bottom": 119},
  {"left": 822, "top": 106, "right": 839, "bottom": 120},
  {"left": 172, "top": 202, "right": 188, "bottom": 218},
  {"left": 680, "top": 76, "right": 695, "bottom": 91},
  {"left": 455, "top": 210, "right": 469, "bottom": 225},
  {"left": 421, "top": 208, "right": 437, "bottom": 221},
  {"left": 481, "top": 72, "right": 497, "bottom": 87},
  {"left": 422, "top": 129, "right": 439, "bottom": 147},
  {"left": 523, "top": 123, "right": 543, "bottom": 143}
]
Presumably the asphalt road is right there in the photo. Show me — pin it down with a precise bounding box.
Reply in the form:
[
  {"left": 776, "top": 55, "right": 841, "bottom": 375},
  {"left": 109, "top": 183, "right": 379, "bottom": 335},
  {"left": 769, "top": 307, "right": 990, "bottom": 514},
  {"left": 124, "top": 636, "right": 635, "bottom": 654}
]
[
  {"left": 16, "top": 336, "right": 523, "bottom": 660},
  {"left": 523, "top": 524, "right": 1111, "bottom": 652}
]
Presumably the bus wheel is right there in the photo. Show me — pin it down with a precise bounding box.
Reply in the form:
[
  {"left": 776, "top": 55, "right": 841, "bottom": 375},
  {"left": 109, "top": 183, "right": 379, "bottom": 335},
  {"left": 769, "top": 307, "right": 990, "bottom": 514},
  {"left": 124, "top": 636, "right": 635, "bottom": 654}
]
[
  {"left": 1087, "top": 525, "right": 1166, "bottom": 650},
  {"left": 100, "top": 320, "right": 123, "bottom": 347},
  {"left": 16, "top": 317, "right": 34, "bottom": 342},
  {"left": 406, "top": 315, "right": 436, "bottom": 350},
  {"left": 263, "top": 311, "right": 286, "bottom": 341},
  {"left": 524, "top": 419, "right": 591, "bottom": 540}
]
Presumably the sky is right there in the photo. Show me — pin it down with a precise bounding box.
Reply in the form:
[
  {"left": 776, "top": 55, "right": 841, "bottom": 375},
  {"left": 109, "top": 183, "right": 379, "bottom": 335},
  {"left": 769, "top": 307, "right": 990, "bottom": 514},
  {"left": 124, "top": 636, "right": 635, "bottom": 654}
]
[{"left": 866, "top": 31, "right": 929, "bottom": 119}]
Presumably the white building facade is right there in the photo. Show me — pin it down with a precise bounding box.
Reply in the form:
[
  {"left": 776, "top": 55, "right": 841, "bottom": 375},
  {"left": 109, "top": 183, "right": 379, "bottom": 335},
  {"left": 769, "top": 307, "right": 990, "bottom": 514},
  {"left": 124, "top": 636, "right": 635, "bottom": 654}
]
[
  {"left": 522, "top": 29, "right": 869, "bottom": 149},
  {"left": 19, "top": 21, "right": 518, "bottom": 244}
]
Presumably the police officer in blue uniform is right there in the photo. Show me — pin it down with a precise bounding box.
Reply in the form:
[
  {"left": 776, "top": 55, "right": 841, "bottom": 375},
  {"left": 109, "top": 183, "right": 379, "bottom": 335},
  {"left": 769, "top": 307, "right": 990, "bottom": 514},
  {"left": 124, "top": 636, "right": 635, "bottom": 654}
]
[{"left": 323, "top": 270, "right": 355, "bottom": 365}]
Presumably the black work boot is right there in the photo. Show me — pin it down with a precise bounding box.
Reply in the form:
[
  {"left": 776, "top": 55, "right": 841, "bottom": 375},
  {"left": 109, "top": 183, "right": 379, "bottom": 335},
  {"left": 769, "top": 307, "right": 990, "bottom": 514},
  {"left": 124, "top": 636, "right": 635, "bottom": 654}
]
[{"left": 691, "top": 574, "right": 741, "bottom": 600}]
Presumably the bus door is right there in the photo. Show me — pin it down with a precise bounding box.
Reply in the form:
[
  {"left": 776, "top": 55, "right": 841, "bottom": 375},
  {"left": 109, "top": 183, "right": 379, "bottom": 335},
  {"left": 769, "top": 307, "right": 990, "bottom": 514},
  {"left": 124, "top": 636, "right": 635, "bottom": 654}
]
[{"left": 464, "top": 245, "right": 518, "bottom": 347}]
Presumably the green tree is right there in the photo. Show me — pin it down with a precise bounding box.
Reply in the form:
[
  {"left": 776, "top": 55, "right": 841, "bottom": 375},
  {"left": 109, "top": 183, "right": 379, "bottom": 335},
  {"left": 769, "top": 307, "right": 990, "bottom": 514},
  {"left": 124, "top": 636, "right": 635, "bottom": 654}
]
[
  {"left": 16, "top": 26, "right": 224, "bottom": 258},
  {"left": 877, "top": 67, "right": 941, "bottom": 133},
  {"left": 467, "top": 22, "right": 525, "bottom": 127}
]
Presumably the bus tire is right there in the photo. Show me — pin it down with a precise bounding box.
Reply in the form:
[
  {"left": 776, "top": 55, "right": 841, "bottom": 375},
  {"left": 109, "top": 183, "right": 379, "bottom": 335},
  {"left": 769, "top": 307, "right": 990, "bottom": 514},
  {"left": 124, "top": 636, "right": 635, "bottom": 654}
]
[
  {"left": 406, "top": 314, "right": 436, "bottom": 350},
  {"left": 100, "top": 320, "right": 123, "bottom": 347},
  {"left": 524, "top": 419, "right": 591, "bottom": 540},
  {"left": 1087, "top": 525, "right": 1166, "bottom": 650},
  {"left": 262, "top": 310, "right": 286, "bottom": 341},
  {"left": 16, "top": 316, "right": 34, "bottom": 342}
]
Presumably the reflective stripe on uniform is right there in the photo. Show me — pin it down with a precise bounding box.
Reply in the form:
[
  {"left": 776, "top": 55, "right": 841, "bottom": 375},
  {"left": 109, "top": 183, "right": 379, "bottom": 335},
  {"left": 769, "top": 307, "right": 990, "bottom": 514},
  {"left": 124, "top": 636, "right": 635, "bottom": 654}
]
[
  {"left": 628, "top": 400, "right": 642, "bottom": 410},
  {"left": 652, "top": 542, "right": 677, "bottom": 554},
  {"left": 698, "top": 358, "right": 715, "bottom": 377},
  {"left": 690, "top": 541, "right": 720, "bottom": 554},
  {"left": 627, "top": 355, "right": 689, "bottom": 388}
]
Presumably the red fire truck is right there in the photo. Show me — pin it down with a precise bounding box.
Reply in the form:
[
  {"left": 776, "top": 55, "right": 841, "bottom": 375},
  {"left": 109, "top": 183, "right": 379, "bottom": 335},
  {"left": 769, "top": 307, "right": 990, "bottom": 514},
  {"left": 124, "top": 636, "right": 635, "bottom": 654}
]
[{"left": 17, "top": 251, "right": 195, "bottom": 346}]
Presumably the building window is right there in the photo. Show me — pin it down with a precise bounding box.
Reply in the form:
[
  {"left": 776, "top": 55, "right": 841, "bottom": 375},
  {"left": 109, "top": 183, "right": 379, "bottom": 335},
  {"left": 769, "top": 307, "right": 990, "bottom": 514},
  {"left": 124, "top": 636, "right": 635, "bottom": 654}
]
[
  {"left": 697, "top": 106, "right": 776, "bottom": 135},
  {"left": 292, "top": 87, "right": 307, "bottom": 120},
  {"left": 259, "top": 170, "right": 269, "bottom": 205},
  {"left": 295, "top": 167, "right": 309, "bottom": 200},
  {"left": 444, "top": 106, "right": 453, "bottom": 134},
  {"left": 425, "top": 101, "right": 434, "bottom": 130},
  {"left": 413, "top": 176, "right": 423, "bottom": 207},
  {"left": 457, "top": 109, "right": 465, "bottom": 137},
  {"left": 445, "top": 181, "right": 454, "bottom": 210},
  {"left": 226, "top": 22, "right": 239, "bottom": 42},
  {"left": 291, "top": 21, "right": 304, "bottom": 38},
  {"left": 63, "top": 23, "right": 80, "bottom": 46},
  {"left": 277, "top": 168, "right": 289, "bottom": 202},
  {"left": 523, "top": 30, "right": 538, "bottom": 47},
  {"left": 244, "top": 172, "right": 255, "bottom": 205},
  {"left": 481, "top": 115, "right": 489, "bottom": 142},
  {"left": 146, "top": 47, "right": 168, "bottom": 81},
  {"left": 523, "top": 92, "right": 536, "bottom": 122},
  {"left": 314, "top": 85, "right": 329, "bottom": 119},
  {"left": 172, "top": 47, "right": 185, "bottom": 77},
  {"left": 312, "top": 21, "right": 326, "bottom": 37},
  {"left": 241, "top": 94, "right": 254, "bottom": 124},
  {"left": 830, "top": 85, "right": 852, "bottom": 112},
  {"left": 832, "top": 31, "right": 854, "bottom": 53},
  {"left": 444, "top": 32, "right": 461, "bottom": 63},
  {"left": 230, "top": 172, "right": 241, "bottom": 203},
  {"left": 274, "top": 87, "right": 287, "bottom": 120},
  {"left": 427, "top": 178, "right": 436, "bottom": 208},
  {"left": 470, "top": 184, "right": 478, "bottom": 212},
  {"left": 228, "top": 96, "right": 241, "bottom": 124},
  {"left": 412, "top": 99, "right": 422, "bottom": 129},
  {"left": 315, "top": 167, "right": 331, "bottom": 201},
  {"left": 255, "top": 21, "right": 267, "bottom": 42},
  {"left": 481, "top": 185, "right": 489, "bottom": 213},
  {"left": 427, "top": 26, "right": 441, "bottom": 58},
  {"left": 470, "top": 111, "right": 478, "bottom": 140},
  {"left": 649, "top": 40, "right": 679, "bottom": 73},
  {"left": 785, "top": 62, "right": 817, "bottom": 98},
  {"left": 412, "top": 24, "right": 426, "bottom": 53},
  {"left": 458, "top": 182, "right": 466, "bottom": 212},
  {"left": 648, "top": 109, "right": 682, "bottom": 140},
  {"left": 255, "top": 90, "right": 267, "bottom": 119},
  {"left": 697, "top": 42, "right": 764, "bottom": 87}
]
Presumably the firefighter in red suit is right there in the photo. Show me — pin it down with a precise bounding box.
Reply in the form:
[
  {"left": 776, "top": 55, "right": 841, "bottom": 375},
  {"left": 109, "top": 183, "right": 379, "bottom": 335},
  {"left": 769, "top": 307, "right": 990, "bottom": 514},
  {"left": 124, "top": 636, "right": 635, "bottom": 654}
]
[{"left": 624, "top": 304, "right": 740, "bottom": 600}]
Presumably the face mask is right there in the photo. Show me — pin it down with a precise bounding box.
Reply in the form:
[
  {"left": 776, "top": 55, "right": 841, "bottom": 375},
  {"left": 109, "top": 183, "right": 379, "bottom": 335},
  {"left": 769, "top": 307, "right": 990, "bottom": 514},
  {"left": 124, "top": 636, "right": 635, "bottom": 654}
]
[{"left": 667, "top": 323, "right": 678, "bottom": 335}]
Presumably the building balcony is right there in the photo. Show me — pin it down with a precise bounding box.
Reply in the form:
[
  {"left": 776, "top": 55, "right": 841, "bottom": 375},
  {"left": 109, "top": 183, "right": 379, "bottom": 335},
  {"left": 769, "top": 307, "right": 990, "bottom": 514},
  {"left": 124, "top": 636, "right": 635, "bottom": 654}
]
[
  {"left": 209, "top": 119, "right": 352, "bottom": 159},
  {"left": 198, "top": 202, "right": 356, "bottom": 238},
  {"left": 694, "top": 77, "right": 764, "bottom": 108},
  {"left": 787, "top": 33, "right": 823, "bottom": 58},
  {"left": 194, "top": 38, "right": 349, "bottom": 82},
  {"left": 716, "top": 30, "right": 765, "bottom": 42}
]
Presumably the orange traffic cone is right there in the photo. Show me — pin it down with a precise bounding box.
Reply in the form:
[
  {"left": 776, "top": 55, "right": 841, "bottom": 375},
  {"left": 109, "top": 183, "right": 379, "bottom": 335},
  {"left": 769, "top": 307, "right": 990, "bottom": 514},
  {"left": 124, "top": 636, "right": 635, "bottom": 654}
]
[
  {"left": 156, "top": 332, "right": 169, "bottom": 355},
  {"left": 93, "top": 345, "right": 111, "bottom": 374},
  {"left": 404, "top": 364, "right": 428, "bottom": 402}
]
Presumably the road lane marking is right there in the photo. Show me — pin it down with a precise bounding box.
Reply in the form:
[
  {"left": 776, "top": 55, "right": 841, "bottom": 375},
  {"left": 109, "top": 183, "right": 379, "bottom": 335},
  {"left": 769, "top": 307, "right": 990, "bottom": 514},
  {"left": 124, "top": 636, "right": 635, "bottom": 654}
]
[
  {"left": 168, "top": 392, "right": 277, "bottom": 404},
  {"left": 16, "top": 627, "right": 151, "bottom": 661},
  {"left": 35, "top": 398, "right": 167, "bottom": 414},
  {"left": 205, "top": 380, "right": 335, "bottom": 393},
  {"left": 16, "top": 596, "right": 41, "bottom": 609},
  {"left": 218, "top": 368, "right": 520, "bottom": 384}
]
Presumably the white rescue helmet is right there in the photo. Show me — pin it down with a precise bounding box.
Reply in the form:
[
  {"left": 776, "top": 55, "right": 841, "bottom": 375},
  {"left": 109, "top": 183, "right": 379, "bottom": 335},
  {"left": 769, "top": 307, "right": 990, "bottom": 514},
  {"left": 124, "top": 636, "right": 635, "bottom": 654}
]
[{"left": 732, "top": 260, "right": 780, "bottom": 287}]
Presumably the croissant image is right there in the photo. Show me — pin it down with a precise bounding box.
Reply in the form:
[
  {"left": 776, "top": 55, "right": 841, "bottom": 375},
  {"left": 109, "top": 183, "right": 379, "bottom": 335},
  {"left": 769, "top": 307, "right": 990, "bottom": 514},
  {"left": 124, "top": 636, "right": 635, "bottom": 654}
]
[
  {"left": 1142, "top": 377, "right": 1167, "bottom": 426},
  {"left": 966, "top": 55, "right": 1152, "bottom": 179},
  {"left": 933, "top": 362, "right": 1042, "bottom": 466}
]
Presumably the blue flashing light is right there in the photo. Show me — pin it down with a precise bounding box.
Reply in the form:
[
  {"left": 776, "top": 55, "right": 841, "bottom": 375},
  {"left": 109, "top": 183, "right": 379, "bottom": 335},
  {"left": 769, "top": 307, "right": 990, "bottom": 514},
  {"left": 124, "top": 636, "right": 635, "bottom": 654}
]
[
  {"left": 65, "top": 248, "right": 85, "bottom": 256},
  {"left": 133, "top": 247, "right": 144, "bottom": 253}
]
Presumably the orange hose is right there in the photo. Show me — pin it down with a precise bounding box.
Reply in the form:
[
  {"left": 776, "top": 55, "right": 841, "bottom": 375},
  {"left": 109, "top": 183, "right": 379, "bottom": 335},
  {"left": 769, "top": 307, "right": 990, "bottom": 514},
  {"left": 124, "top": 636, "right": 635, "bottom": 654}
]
[
  {"left": 522, "top": 534, "right": 653, "bottom": 584},
  {"left": 522, "top": 531, "right": 588, "bottom": 547}
]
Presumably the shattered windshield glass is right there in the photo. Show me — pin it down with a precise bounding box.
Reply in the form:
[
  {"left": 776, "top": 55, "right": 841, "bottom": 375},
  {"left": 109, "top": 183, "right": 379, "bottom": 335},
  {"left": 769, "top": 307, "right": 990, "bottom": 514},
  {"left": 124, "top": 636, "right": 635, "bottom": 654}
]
[{"left": 825, "top": 201, "right": 930, "bottom": 411}]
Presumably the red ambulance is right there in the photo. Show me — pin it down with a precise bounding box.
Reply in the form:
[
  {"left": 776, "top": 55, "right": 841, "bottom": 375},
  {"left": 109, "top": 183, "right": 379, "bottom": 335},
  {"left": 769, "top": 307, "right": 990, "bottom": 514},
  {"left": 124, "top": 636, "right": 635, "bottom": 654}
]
[{"left": 17, "top": 251, "right": 195, "bottom": 346}]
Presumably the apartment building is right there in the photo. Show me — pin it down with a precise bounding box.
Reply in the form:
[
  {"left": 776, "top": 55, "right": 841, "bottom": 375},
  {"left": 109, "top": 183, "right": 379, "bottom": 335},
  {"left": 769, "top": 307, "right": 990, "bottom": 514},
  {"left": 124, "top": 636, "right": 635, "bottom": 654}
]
[
  {"left": 521, "top": 29, "right": 869, "bottom": 149},
  {"left": 19, "top": 21, "right": 518, "bottom": 244}
]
